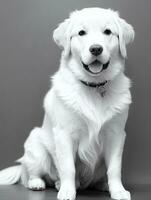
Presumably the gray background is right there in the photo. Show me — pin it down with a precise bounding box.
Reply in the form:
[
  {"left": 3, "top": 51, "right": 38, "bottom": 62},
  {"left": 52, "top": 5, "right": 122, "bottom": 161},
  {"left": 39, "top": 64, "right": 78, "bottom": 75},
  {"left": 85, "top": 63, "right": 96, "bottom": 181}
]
[{"left": 0, "top": 0, "right": 150, "bottom": 188}]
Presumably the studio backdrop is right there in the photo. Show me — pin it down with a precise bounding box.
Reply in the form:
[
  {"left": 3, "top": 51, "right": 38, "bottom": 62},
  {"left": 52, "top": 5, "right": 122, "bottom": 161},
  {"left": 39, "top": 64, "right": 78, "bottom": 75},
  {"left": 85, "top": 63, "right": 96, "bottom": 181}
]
[{"left": 0, "top": 0, "right": 151, "bottom": 187}]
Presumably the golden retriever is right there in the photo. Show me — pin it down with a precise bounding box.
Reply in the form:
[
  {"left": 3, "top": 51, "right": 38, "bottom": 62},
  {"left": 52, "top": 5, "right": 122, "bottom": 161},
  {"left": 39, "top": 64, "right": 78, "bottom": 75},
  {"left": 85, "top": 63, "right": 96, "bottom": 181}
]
[{"left": 0, "top": 7, "right": 134, "bottom": 200}]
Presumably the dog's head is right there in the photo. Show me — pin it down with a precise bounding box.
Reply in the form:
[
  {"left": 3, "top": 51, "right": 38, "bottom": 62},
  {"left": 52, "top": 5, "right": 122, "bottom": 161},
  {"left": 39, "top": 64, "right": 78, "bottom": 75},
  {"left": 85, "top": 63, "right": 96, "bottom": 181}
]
[{"left": 53, "top": 8, "right": 134, "bottom": 81}]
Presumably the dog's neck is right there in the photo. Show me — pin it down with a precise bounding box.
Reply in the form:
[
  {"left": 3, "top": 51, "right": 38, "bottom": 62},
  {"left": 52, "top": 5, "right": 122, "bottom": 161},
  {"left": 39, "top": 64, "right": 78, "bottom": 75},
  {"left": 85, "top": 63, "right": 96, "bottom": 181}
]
[{"left": 80, "top": 79, "right": 108, "bottom": 97}]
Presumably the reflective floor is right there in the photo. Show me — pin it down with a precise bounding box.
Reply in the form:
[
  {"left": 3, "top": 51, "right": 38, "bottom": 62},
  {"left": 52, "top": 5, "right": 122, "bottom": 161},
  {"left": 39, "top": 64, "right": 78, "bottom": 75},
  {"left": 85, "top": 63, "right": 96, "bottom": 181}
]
[{"left": 0, "top": 185, "right": 150, "bottom": 200}]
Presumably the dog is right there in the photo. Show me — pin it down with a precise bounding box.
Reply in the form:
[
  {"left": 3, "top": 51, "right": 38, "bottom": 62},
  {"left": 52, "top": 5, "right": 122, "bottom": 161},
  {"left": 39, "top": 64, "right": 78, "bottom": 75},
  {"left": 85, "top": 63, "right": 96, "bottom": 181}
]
[{"left": 0, "top": 8, "right": 134, "bottom": 200}]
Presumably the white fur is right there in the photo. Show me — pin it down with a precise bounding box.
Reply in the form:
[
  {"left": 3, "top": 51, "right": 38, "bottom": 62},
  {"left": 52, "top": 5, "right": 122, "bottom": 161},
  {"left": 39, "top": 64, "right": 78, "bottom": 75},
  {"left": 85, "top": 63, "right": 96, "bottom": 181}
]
[{"left": 0, "top": 8, "right": 134, "bottom": 200}]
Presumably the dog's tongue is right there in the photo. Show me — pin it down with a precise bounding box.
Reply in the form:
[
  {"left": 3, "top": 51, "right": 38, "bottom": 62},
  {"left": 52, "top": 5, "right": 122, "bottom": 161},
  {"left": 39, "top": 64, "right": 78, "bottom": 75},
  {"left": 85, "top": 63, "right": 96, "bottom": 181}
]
[{"left": 88, "top": 60, "right": 102, "bottom": 73}]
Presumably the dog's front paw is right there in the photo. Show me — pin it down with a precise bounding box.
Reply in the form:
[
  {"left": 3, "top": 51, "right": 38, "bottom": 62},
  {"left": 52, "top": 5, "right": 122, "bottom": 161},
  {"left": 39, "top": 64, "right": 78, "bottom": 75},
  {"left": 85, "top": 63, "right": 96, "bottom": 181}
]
[
  {"left": 28, "top": 178, "right": 46, "bottom": 191},
  {"left": 57, "top": 183, "right": 76, "bottom": 200},
  {"left": 111, "top": 189, "right": 131, "bottom": 200}
]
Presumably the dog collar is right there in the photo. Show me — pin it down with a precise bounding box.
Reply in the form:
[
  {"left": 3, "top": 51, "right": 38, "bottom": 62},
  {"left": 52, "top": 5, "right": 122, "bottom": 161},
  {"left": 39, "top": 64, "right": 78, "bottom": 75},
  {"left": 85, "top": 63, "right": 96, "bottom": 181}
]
[{"left": 80, "top": 80, "right": 107, "bottom": 88}]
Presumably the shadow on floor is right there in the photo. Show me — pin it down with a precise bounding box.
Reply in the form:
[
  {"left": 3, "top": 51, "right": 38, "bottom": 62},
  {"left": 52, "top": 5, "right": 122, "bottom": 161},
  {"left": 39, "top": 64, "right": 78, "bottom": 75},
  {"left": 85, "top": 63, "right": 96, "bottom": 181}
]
[{"left": 0, "top": 184, "right": 150, "bottom": 200}]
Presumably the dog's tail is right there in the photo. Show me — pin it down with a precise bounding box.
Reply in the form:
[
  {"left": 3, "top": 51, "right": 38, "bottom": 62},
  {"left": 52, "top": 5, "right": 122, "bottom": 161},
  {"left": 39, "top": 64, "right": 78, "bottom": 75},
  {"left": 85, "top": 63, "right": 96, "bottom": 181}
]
[{"left": 0, "top": 165, "right": 22, "bottom": 185}]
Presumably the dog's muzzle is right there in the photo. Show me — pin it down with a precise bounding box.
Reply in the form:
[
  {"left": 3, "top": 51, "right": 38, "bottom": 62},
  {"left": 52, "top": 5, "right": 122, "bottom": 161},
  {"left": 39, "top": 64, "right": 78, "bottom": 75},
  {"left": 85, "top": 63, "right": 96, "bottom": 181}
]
[{"left": 82, "top": 60, "right": 110, "bottom": 75}]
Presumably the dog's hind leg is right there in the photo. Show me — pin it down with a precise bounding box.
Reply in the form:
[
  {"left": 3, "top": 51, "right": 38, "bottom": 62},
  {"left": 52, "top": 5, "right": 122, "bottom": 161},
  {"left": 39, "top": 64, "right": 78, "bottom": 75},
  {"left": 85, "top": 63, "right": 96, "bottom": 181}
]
[{"left": 20, "top": 127, "right": 53, "bottom": 191}]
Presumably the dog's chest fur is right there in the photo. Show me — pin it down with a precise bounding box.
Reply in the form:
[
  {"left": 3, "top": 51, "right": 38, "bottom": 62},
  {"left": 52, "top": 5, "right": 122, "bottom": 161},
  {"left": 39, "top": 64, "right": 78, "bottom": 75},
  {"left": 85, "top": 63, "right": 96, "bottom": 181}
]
[
  {"left": 52, "top": 68, "right": 131, "bottom": 129},
  {"left": 50, "top": 68, "right": 131, "bottom": 170}
]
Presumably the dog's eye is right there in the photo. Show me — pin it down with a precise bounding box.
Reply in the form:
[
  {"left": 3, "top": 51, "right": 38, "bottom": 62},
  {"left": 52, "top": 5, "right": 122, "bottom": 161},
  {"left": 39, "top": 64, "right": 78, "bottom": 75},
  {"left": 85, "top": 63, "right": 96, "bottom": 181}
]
[
  {"left": 78, "top": 30, "right": 86, "bottom": 36},
  {"left": 104, "top": 29, "right": 112, "bottom": 35}
]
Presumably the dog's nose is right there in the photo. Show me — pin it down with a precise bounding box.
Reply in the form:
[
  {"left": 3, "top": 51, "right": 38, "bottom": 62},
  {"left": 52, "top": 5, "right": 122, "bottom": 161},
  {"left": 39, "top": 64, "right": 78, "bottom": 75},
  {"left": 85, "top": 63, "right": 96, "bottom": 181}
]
[{"left": 89, "top": 45, "right": 103, "bottom": 56}]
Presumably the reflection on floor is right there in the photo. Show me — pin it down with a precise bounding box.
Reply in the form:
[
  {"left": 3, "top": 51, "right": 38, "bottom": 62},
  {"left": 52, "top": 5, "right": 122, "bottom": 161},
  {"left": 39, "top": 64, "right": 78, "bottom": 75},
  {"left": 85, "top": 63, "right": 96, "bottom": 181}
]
[{"left": 0, "top": 185, "right": 151, "bottom": 200}]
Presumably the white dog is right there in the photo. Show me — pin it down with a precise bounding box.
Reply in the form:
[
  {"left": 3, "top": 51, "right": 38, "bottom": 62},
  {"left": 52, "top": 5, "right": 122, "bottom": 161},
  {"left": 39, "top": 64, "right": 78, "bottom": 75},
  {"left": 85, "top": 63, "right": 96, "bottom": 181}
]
[{"left": 0, "top": 8, "right": 134, "bottom": 200}]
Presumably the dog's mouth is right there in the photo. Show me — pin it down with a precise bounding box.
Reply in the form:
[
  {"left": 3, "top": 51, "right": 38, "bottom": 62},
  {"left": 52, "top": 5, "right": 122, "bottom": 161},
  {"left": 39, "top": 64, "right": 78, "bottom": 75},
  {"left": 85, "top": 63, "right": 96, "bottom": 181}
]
[{"left": 82, "top": 60, "right": 110, "bottom": 75}]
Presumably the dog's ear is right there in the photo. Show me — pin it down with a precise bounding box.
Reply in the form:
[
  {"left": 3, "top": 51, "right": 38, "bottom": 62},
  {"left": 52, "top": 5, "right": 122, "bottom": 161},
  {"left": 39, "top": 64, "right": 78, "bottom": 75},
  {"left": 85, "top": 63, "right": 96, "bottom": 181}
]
[
  {"left": 116, "top": 17, "right": 135, "bottom": 58},
  {"left": 53, "top": 18, "right": 71, "bottom": 57}
]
